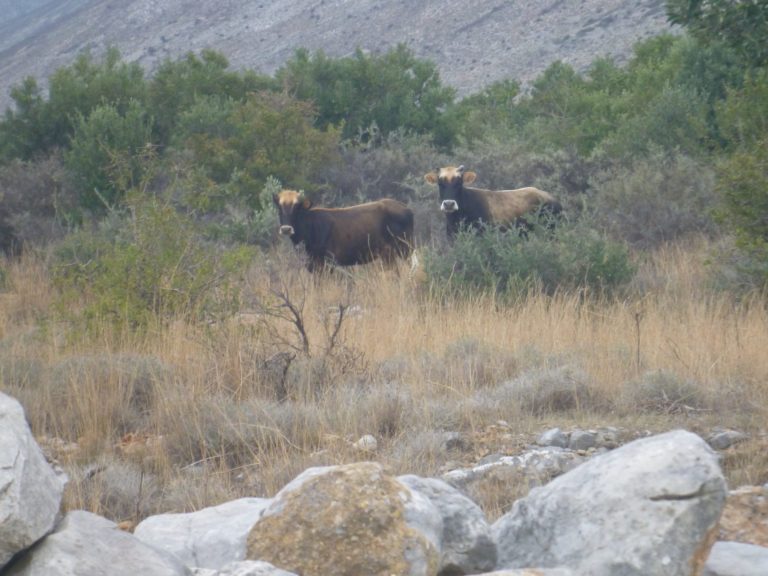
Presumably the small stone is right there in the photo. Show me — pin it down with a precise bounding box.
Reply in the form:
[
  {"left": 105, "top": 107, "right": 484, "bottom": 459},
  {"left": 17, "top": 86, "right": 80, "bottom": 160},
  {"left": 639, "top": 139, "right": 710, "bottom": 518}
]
[
  {"left": 707, "top": 429, "right": 748, "bottom": 450},
  {"left": 568, "top": 429, "right": 597, "bottom": 450},
  {"left": 594, "top": 427, "right": 621, "bottom": 449},
  {"left": 537, "top": 428, "right": 569, "bottom": 448}
]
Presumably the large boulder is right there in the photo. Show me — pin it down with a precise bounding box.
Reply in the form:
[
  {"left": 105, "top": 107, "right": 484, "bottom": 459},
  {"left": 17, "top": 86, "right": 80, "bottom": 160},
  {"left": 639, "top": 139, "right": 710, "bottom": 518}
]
[
  {"left": 493, "top": 430, "right": 726, "bottom": 575},
  {"left": 246, "top": 462, "right": 440, "bottom": 576},
  {"left": 703, "top": 541, "right": 768, "bottom": 576},
  {"left": 399, "top": 474, "right": 497, "bottom": 574},
  {"left": 135, "top": 497, "right": 271, "bottom": 569},
  {"left": 4, "top": 510, "right": 191, "bottom": 575},
  {"left": 0, "top": 392, "right": 66, "bottom": 569}
]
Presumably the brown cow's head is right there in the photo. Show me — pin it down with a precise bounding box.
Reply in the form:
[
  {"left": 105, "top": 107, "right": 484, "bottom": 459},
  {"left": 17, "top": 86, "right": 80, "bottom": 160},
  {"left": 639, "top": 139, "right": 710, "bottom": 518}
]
[
  {"left": 273, "top": 189, "right": 312, "bottom": 237},
  {"left": 424, "top": 165, "right": 477, "bottom": 213}
]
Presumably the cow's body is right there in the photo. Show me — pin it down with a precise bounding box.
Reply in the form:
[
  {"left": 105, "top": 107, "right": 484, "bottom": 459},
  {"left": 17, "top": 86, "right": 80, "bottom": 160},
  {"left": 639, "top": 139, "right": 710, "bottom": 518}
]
[
  {"left": 274, "top": 190, "right": 414, "bottom": 270},
  {"left": 425, "top": 166, "right": 562, "bottom": 239}
]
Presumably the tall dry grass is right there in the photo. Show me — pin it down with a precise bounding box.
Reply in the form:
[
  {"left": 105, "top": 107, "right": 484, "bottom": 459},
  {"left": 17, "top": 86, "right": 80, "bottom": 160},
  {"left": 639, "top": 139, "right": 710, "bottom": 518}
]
[{"left": 0, "top": 237, "right": 766, "bottom": 523}]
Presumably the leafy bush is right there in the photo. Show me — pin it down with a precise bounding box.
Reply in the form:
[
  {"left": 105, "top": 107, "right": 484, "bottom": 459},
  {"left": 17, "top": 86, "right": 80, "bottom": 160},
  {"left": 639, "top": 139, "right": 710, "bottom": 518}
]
[
  {"left": 0, "top": 153, "right": 77, "bottom": 251},
  {"left": 53, "top": 198, "right": 255, "bottom": 325},
  {"left": 714, "top": 136, "right": 768, "bottom": 286},
  {"left": 424, "top": 219, "right": 634, "bottom": 298},
  {"left": 590, "top": 152, "right": 719, "bottom": 248},
  {"left": 276, "top": 45, "right": 457, "bottom": 147},
  {"left": 65, "top": 100, "right": 155, "bottom": 213},
  {"left": 201, "top": 176, "right": 281, "bottom": 248},
  {"left": 321, "top": 129, "right": 443, "bottom": 205},
  {"left": 179, "top": 91, "right": 341, "bottom": 206},
  {"left": 149, "top": 49, "right": 273, "bottom": 146},
  {"left": 1, "top": 47, "right": 148, "bottom": 160},
  {"left": 716, "top": 69, "right": 768, "bottom": 149}
]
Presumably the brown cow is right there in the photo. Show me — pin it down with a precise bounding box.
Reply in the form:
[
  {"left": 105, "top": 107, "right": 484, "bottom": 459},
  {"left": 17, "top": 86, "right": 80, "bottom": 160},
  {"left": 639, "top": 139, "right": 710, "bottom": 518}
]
[
  {"left": 273, "top": 189, "right": 414, "bottom": 271},
  {"left": 424, "top": 165, "right": 562, "bottom": 239}
]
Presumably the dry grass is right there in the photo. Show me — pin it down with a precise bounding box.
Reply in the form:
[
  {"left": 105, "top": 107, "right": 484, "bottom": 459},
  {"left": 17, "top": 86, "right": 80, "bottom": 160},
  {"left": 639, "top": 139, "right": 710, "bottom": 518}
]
[{"left": 1, "top": 237, "right": 767, "bottom": 524}]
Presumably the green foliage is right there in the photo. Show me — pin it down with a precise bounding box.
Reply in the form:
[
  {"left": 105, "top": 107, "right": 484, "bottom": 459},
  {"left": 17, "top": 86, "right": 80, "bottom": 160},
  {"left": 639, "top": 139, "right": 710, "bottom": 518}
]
[
  {"left": 452, "top": 34, "right": 743, "bottom": 158},
  {"left": 65, "top": 100, "right": 155, "bottom": 212},
  {"left": 202, "top": 176, "right": 281, "bottom": 248},
  {"left": 53, "top": 198, "right": 255, "bottom": 326},
  {"left": 716, "top": 70, "right": 768, "bottom": 149},
  {"left": 603, "top": 85, "right": 709, "bottom": 157},
  {"left": 149, "top": 49, "right": 274, "bottom": 145},
  {"left": 277, "top": 45, "right": 457, "bottom": 147},
  {"left": 667, "top": 0, "right": 768, "bottom": 68},
  {"left": 590, "top": 152, "right": 718, "bottom": 248},
  {"left": 424, "top": 221, "right": 634, "bottom": 299},
  {"left": 1, "top": 48, "right": 148, "bottom": 160},
  {"left": 714, "top": 136, "right": 768, "bottom": 284},
  {"left": 180, "top": 91, "right": 340, "bottom": 208},
  {"left": 712, "top": 72, "right": 768, "bottom": 287},
  {"left": 451, "top": 79, "right": 523, "bottom": 144},
  {"left": 0, "top": 78, "right": 47, "bottom": 160}
]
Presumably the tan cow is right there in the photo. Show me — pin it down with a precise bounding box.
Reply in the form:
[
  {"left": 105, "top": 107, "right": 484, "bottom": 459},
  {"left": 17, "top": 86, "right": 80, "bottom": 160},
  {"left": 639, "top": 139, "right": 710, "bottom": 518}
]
[{"left": 424, "top": 165, "right": 562, "bottom": 239}]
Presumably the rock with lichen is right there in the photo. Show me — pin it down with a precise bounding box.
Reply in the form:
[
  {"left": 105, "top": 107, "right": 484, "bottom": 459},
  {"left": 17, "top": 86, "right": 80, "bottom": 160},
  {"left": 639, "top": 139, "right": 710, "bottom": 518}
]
[{"left": 245, "top": 462, "right": 439, "bottom": 576}]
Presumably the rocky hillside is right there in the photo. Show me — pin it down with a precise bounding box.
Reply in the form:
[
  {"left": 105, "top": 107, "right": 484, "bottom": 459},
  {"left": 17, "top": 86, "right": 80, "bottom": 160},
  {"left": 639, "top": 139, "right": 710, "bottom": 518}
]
[{"left": 0, "top": 0, "right": 676, "bottom": 111}]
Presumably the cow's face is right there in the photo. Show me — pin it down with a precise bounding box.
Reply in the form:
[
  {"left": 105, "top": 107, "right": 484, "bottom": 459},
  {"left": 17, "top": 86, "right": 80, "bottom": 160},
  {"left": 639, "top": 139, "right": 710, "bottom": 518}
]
[
  {"left": 273, "top": 189, "right": 311, "bottom": 237},
  {"left": 424, "top": 165, "right": 477, "bottom": 213}
]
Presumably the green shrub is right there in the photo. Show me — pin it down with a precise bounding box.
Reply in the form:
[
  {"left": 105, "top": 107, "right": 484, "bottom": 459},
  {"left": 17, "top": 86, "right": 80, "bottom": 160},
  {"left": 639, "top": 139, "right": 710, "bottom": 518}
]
[
  {"left": 201, "top": 176, "right": 281, "bottom": 248},
  {"left": 714, "top": 136, "right": 768, "bottom": 287},
  {"left": 276, "top": 45, "right": 457, "bottom": 147},
  {"left": 52, "top": 198, "right": 255, "bottom": 326},
  {"left": 65, "top": 100, "right": 155, "bottom": 213},
  {"left": 1, "top": 47, "right": 148, "bottom": 160},
  {"left": 590, "top": 152, "right": 719, "bottom": 248},
  {"left": 179, "top": 91, "right": 340, "bottom": 205},
  {"left": 424, "top": 219, "right": 634, "bottom": 299}
]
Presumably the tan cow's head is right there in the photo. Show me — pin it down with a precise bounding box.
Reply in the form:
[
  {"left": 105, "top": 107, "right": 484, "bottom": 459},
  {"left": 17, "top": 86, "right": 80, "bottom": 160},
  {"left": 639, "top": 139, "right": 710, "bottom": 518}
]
[
  {"left": 273, "top": 189, "right": 312, "bottom": 237},
  {"left": 424, "top": 165, "right": 477, "bottom": 212}
]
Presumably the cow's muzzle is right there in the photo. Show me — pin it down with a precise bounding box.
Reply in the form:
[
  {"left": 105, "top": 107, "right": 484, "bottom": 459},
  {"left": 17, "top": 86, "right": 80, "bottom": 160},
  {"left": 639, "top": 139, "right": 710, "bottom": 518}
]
[
  {"left": 279, "top": 225, "right": 295, "bottom": 236},
  {"left": 440, "top": 200, "right": 459, "bottom": 213}
]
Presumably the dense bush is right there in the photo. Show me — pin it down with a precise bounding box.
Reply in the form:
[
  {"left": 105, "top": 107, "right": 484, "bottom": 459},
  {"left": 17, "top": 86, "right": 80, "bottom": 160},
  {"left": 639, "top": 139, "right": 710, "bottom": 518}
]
[
  {"left": 0, "top": 153, "right": 77, "bottom": 251},
  {"left": 65, "top": 100, "right": 155, "bottom": 213},
  {"left": 424, "top": 220, "right": 635, "bottom": 298},
  {"left": 714, "top": 136, "right": 768, "bottom": 286},
  {"left": 276, "top": 45, "right": 457, "bottom": 147},
  {"left": 1, "top": 48, "right": 148, "bottom": 161},
  {"left": 52, "top": 198, "right": 255, "bottom": 326},
  {"left": 589, "top": 152, "right": 719, "bottom": 249},
  {"left": 178, "top": 91, "right": 341, "bottom": 210},
  {"left": 148, "top": 49, "right": 274, "bottom": 146}
]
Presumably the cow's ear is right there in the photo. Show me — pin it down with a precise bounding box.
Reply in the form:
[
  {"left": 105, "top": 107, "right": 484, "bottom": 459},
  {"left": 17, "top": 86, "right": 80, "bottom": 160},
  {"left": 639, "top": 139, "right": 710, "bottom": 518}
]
[
  {"left": 463, "top": 171, "right": 477, "bottom": 184},
  {"left": 424, "top": 172, "right": 438, "bottom": 184},
  {"left": 302, "top": 198, "right": 312, "bottom": 209}
]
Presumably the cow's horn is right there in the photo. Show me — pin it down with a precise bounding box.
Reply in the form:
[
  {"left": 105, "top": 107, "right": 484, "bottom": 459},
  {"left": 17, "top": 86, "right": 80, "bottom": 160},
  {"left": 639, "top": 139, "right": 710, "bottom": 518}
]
[{"left": 457, "top": 165, "right": 465, "bottom": 173}]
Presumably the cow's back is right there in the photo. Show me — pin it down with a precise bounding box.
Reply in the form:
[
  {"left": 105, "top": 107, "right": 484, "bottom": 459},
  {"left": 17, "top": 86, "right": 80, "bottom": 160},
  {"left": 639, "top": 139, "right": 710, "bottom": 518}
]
[
  {"left": 479, "top": 187, "right": 558, "bottom": 225},
  {"left": 312, "top": 199, "right": 413, "bottom": 265}
]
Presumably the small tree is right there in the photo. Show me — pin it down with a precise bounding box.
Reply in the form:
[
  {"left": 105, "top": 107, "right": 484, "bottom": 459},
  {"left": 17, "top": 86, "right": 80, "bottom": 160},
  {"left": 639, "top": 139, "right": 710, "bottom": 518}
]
[{"left": 65, "top": 100, "right": 155, "bottom": 213}]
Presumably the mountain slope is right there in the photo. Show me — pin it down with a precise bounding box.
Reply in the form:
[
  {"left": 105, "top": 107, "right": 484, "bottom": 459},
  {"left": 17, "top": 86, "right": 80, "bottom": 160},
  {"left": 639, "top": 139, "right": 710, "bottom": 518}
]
[{"left": 0, "top": 0, "right": 675, "bottom": 111}]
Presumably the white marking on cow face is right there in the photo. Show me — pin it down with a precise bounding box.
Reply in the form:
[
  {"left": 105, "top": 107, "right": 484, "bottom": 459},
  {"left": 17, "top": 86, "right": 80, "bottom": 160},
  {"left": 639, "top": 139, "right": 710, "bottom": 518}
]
[
  {"left": 436, "top": 166, "right": 464, "bottom": 212},
  {"left": 440, "top": 199, "right": 459, "bottom": 212}
]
